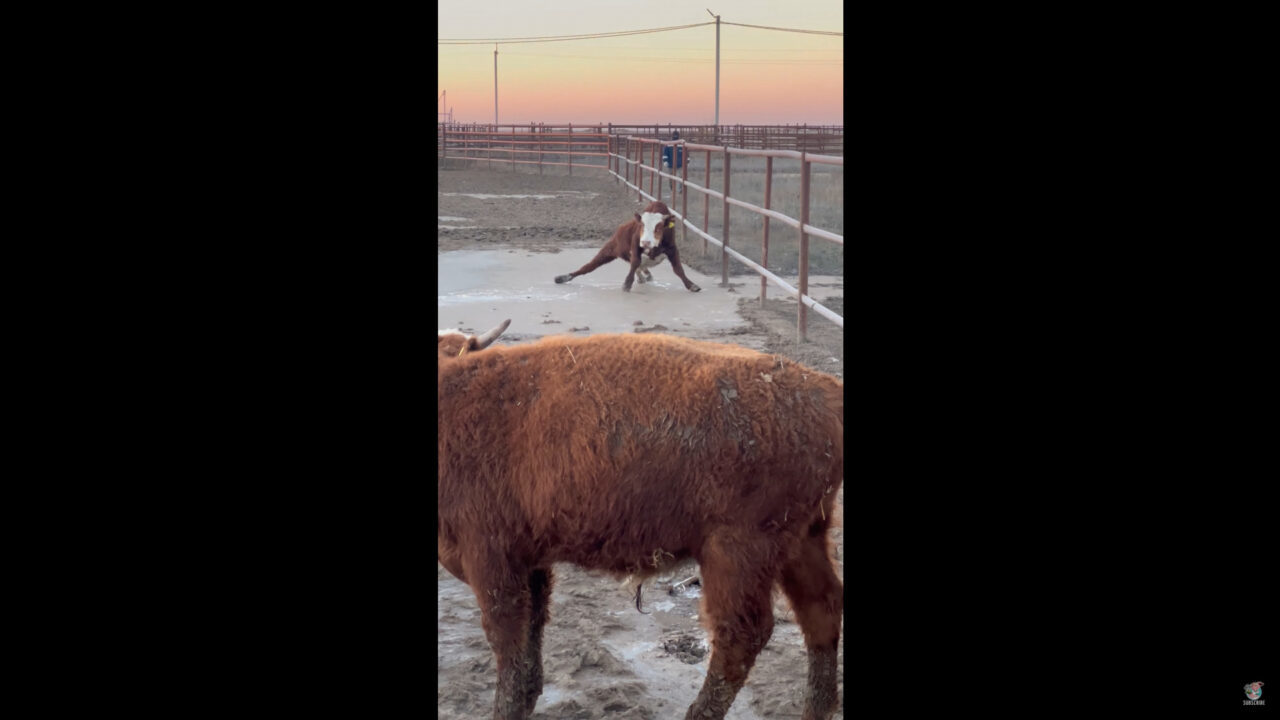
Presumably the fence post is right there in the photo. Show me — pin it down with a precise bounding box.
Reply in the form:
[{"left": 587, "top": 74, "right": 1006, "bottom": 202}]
[
  {"left": 637, "top": 139, "right": 643, "bottom": 203},
  {"left": 721, "top": 146, "right": 730, "bottom": 287},
  {"left": 702, "top": 149, "right": 711, "bottom": 255},
  {"left": 680, "top": 142, "right": 688, "bottom": 248},
  {"left": 649, "top": 142, "right": 656, "bottom": 199},
  {"left": 761, "top": 154, "right": 772, "bottom": 306},
  {"left": 656, "top": 141, "right": 663, "bottom": 204},
  {"left": 797, "top": 152, "right": 811, "bottom": 343}
]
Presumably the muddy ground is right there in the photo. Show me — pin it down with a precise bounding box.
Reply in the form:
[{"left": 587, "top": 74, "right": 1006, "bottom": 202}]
[{"left": 437, "top": 168, "right": 845, "bottom": 719}]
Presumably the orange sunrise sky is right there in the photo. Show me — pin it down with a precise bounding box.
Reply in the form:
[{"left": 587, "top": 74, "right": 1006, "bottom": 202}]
[{"left": 438, "top": 0, "right": 843, "bottom": 126}]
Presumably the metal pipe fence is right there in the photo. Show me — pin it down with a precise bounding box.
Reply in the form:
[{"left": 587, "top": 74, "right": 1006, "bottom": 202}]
[
  {"left": 608, "top": 134, "right": 843, "bottom": 341},
  {"left": 438, "top": 124, "right": 612, "bottom": 174},
  {"left": 438, "top": 123, "right": 843, "bottom": 163}
]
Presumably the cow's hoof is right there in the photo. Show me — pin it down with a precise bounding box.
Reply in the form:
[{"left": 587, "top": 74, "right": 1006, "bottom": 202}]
[
  {"left": 622, "top": 285, "right": 632, "bottom": 292},
  {"left": 554, "top": 274, "right": 572, "bottom": 284},
  {"left": 688, "top": 284, "right": 702, "bottom": 292}
]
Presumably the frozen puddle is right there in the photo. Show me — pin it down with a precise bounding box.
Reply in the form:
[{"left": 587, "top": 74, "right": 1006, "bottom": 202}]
[
  {"left": 598, "top": 633, "right": 764, "bottom": 719},
  {"left": 438, "top": 248, "right": 749, "bottom": 339}
]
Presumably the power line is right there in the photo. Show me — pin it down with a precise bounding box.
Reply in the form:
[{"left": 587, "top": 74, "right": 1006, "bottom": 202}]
[
  {"left": 721, "top": 21, "right": 843, "bottom": 36},
  {"left": 500, "top": 52, "right": 840, "bottom": 65},
  {"left": 438, "top": 22, "right": 714, "bottom": 45}
]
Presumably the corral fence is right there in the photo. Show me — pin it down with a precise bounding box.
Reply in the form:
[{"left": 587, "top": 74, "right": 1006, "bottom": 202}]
[
  {"left": 607, "top": 133, "right": 843, "bottom": 342},
  {"left": 437, "top": 123, "right": 843, "bottom": 172},
  {"left": 438, "top": 123, "right": 611, "bottom": 174},
  {"left": 436, "top": 123, "right": 843, "bottom": 342}
]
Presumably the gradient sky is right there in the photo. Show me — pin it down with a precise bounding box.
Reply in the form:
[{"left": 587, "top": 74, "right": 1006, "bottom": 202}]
[{"left": 438, "top": 0, "right": 842, "bottom": 126}]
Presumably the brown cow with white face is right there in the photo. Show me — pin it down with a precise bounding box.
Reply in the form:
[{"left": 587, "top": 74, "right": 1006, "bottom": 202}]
[
  {"left": 438, "top": 320, "right": 843, "bottom": 720},
  {"left": 554, "top": 201, "right": 701, "bottom": 292}
]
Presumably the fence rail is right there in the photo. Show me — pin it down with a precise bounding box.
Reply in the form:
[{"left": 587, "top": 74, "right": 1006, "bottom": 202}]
[
  {"left": 438, "top": 123, "right": 843, "bottom": 167},
  {"left": 438, "top": 124, "right": 612, "bottom": 174},
  {"left": 608, "top": 134, "right": 843, "bottom": 341}
]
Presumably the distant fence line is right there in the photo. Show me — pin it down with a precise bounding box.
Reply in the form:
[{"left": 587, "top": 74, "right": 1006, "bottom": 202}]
[
  {"left": 436, "top": 123, "right": 843, "bottom": 342},
  {"left": 438, "top": 123, "right": 842, "bottom": 160}
]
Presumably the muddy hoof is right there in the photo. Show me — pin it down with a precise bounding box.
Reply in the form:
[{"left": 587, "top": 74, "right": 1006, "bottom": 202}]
[
  {"left": 622, "top": 285, "right": 632, "bottom": 292},
  {"left": 554, "top": 274, "right": 572, "bottom": 284},
  {"left": 688, "top": 284, "right": 702, "bottom": 292}
]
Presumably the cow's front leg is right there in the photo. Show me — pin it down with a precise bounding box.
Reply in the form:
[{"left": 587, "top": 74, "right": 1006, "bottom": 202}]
[
  {"left": 623, "top": 256, "right": 640, "bottom": 291},
  {"left": 666, "top": 247, "right": 701, "bottom": 292},
  {"left": 622, "top": 243, "right": 641, "bottom": 291}
]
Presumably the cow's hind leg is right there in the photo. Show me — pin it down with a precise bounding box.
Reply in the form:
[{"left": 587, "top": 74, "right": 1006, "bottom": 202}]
[
  {"left": 466, "top": 553, "right": 535, "bottom": 719},
  {"left": 555, "top": 247, "right": 615, "bottom": 284},
  {"left": 523, "top": 567, "right": 554, "bottom": 715},
  {"left": 686, "top": 530, "right": 779, "bottom": 720},
  {"left": 779, "top": 523, "right": 844, "bottom": 720}
]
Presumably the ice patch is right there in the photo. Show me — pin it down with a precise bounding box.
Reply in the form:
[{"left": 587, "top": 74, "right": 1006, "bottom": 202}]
[{"left": 438, "top": 290, "right": 578, "bottom": 307}]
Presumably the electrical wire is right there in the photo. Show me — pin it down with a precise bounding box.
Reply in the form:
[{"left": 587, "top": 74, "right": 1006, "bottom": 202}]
[
  {"left": 501, "top": 51, "right": 840, "bottom": 64},
  {"left": 438, "top": 22, "right": 714, "bottom": 45},
  {"left": 721, "top": 22, "right": 842, "bottom": 36}
]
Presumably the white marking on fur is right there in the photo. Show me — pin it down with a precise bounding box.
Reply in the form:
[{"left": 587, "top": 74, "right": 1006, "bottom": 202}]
[
  {"left": 640, "top": 254, "right": 666, "bottom": 269},
  {"left": 638, "top": 212, "right": 665, "bottom": 250}
]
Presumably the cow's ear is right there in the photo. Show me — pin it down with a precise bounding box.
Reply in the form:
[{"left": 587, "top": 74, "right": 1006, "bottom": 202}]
[
  {"left": 664, "top": 214, "right": 674, "bottom": 228},
  {"left": 634, "top": 213, "right": 642, "bottom": 223}
]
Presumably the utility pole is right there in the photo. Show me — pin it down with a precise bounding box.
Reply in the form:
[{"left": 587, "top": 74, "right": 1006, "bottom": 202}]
[
  {"left": 493, "top": 44, "right": 499, "bottom": 125},
  {"left": 707, "top": 9, "right": 720, "bottom": 130}
]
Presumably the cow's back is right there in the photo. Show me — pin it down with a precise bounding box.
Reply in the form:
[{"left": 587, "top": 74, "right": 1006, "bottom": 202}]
[{"left": 438, "top": 333, "right": 843, "bottom": 572}]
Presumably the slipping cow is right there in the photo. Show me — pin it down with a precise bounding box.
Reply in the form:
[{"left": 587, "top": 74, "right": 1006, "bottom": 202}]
[
  {"left": 438, "top": 320, "right": 843, "bottom": 720},
  {"left": 554, "top": 200, "right": 701, "bottom": 292}
]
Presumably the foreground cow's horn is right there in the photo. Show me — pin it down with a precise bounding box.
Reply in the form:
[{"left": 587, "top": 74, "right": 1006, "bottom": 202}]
[{"left": 473, "top": 319, "right": 511, "bottom": 349}]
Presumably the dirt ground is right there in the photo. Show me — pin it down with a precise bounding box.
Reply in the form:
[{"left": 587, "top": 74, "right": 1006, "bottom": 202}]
[{"left": 437, "top": 168, "right": 845, "bottom": 719}]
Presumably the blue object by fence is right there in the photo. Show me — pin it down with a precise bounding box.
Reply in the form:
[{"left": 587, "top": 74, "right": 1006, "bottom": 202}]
[{"left": 662, "top": 145, "right": 683, "bottom": 169}]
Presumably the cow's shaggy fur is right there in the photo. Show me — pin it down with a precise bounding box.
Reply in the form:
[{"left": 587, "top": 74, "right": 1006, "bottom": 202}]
[
  {"left": 438, "top": 323, "right": 843, "bottom": 719},
  {"left": 554, "top": 201, "right": 701, "bottom": 292}
]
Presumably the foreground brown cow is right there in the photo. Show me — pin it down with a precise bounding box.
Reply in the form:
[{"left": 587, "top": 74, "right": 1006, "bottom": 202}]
[
  {"left": 554, "top": 201, "right": 701, "bottom": 292},
  {"left": 438, "top": 321, "right": 843, "bottom": 720}
]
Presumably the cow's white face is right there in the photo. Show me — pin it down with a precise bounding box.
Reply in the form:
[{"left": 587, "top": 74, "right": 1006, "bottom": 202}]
[{"left": 639, "top": 212, "right": 665, "bottom": 250}]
